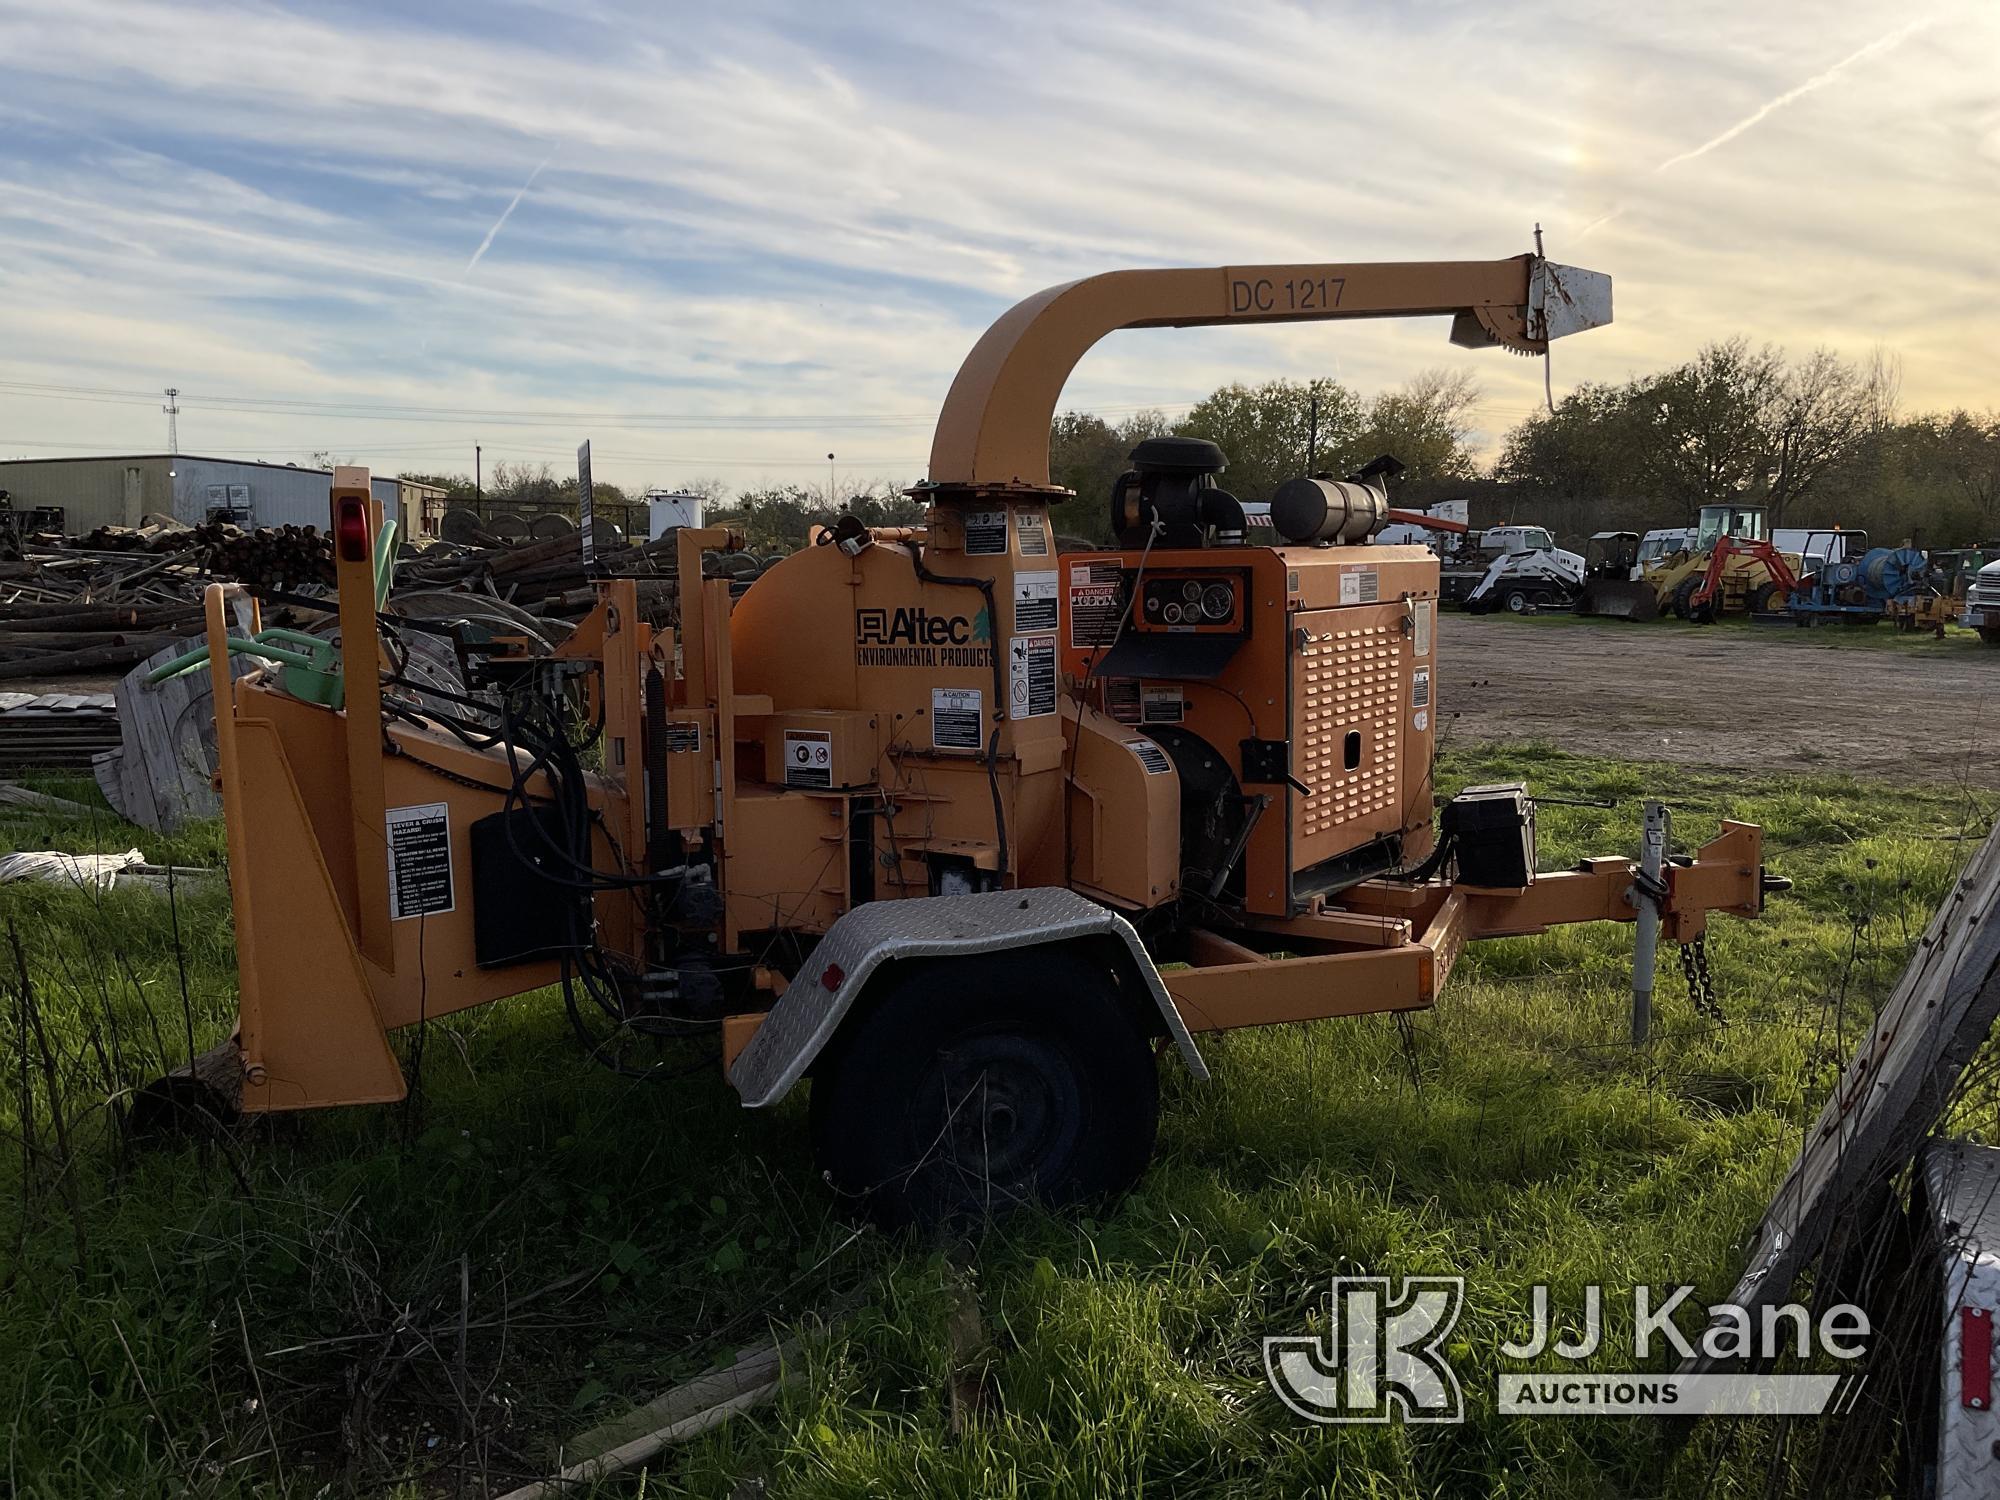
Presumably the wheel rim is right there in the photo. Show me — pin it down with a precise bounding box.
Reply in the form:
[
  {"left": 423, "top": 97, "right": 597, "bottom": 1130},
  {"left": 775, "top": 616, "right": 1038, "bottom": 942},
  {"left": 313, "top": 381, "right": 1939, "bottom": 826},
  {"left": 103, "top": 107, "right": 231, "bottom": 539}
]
[
  {"left": 1507, "top": 591, "right": 1528, "bottom": 612},
  {"left": 912, "top": 1031, "right": 1084, "bottom": 1210}
]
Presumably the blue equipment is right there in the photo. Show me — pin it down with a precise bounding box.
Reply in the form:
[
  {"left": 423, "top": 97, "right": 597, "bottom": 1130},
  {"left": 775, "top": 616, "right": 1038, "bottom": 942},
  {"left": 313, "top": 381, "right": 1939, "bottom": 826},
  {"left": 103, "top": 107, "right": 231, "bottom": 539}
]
[{"left": 1786, "top": 530, "right": 1933, "bottom": 624}]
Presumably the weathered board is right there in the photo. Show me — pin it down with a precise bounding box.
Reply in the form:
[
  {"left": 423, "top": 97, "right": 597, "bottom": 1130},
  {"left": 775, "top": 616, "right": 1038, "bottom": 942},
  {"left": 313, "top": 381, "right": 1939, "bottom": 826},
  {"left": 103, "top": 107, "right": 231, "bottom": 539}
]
[
  {"left": 1687, "top": 816, "right": 2000, "bottom": 1373},
  {"left": 93, "top": 642, "right": 255, "bottom": 831}
]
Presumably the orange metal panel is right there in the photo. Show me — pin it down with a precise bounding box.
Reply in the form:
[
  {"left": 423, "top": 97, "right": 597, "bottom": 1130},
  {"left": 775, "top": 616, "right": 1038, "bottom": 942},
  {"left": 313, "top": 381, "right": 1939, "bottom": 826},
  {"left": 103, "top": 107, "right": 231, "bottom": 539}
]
[
  {"left": 333, "top": 468, "right": 395, "bottom": 972},
  {"left": 1166, "top": 944, "right": 1431, "bottom": 1032},
  {"left": 1292, "top": 603, "right": 1410, "bottom": 865}
]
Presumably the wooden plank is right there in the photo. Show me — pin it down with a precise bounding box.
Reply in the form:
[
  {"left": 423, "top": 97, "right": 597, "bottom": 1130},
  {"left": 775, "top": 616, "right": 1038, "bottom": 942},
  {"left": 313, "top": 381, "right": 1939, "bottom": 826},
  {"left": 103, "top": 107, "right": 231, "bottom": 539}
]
[
  {"left": 1687, "top": 816, "right": 2000, "bottom": 1373},
  {"left": 99, "top": 640, "right": 254, "bottom": 831}
]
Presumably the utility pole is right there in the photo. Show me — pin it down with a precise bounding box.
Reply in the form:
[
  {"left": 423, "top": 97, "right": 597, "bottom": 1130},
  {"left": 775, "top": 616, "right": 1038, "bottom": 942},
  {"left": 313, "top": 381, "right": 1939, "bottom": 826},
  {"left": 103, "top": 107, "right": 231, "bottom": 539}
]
[
  {"left": 1306, "top": 388, "right": 1319, "bottom": 476},
  {"left": 162, "top": 387, "right": 180, "bottom": 456},
  {"left": 827, "top": 452, "right": 836, "bottom": 508},
  {"left": 475, "top": 444, "right": 482, "bottom": 504}
]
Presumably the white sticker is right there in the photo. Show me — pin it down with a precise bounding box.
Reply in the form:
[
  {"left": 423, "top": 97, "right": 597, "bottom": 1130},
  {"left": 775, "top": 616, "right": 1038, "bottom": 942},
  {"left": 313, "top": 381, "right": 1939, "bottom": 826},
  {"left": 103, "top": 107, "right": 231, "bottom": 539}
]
[
  {"left": 1012, "top": 570, "right": 1059, "bottom": 633},
  {"left": 1414, "top": 599, "right": 1433, "bottom": 657},
  {"left": 1413, "top": 666, "right": 1431, "bottom": 709},
  {"left": 932, "top": 686, "right": 984, "bottom": 749},
  {"left": 1016, "top": 514, "right": 1050, "bottom": 556},
  {"left": 1414, "top": 709, "right": 1429, "bottom": 732},
  {"left": 964, "top": 510, "right": 1008, "bottom": 556},
  {"left": 1128, "top": 740, "right": 1173, "bottom": 775},
  {"left": 386, "top": 802, "right": 454, "bottom": 919},
  {"left": 1340, "top": 566, "right": 1380, "bottom": 605},
  {"left": 1009, "top": 633, "right": 1057, "bottom": 718},
  {"left": 783, "top": 729, "right": 833, "bottom": 788},
  {"left": 1141, "top": 685, "right": 1184, "bottom": 724}
]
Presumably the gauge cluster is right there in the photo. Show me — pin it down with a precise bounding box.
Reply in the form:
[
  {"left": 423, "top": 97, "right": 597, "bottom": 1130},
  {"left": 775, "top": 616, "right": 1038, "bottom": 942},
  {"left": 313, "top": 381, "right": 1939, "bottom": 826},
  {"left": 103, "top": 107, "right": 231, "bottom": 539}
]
[{"left": 1136, "top": 572, "right": 1247, "bottom": 634}]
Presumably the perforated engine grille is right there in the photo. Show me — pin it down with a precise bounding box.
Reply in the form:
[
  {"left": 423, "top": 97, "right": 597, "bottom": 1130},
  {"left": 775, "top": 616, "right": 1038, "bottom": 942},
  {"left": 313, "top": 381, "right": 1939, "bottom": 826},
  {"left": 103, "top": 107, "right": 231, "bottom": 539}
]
[{"left": 1293, "top": 611, "right": 1405, "bottom": 863}]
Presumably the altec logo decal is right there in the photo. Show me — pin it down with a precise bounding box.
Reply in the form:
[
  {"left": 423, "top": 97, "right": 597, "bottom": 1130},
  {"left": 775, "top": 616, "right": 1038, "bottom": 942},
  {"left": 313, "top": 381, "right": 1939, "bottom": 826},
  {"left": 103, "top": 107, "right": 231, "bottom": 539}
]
[
  {"left": 855, "top": 606, "right": 994, "bottom": 668},
  {"left": 1265, "top": 1278, "right": 1871, "bottom": 1423}
]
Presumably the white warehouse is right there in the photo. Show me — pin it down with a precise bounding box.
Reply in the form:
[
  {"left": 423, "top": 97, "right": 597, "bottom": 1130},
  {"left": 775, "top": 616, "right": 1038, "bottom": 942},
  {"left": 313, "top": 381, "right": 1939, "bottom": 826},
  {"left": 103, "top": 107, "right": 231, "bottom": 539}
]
[{"left": 0, "top": 455, "right": 437, "bottom": 535}]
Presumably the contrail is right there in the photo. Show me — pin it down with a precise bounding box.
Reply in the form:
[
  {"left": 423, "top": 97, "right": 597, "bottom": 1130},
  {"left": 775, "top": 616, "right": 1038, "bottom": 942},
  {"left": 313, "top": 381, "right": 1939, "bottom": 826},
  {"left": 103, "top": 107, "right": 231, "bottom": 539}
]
[
  {"left": 463, "top": 148, "right": 557, "bottom": 276},
  {"left": 1578, "top": 18, "right": 1930, "bottom": 238}
]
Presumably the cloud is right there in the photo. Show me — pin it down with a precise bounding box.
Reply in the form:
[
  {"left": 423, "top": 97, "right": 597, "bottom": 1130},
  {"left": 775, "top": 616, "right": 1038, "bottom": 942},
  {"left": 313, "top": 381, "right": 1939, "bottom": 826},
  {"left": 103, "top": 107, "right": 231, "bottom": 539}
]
[
  {"left": 1579, "top": 15, "right": 1935, "bottom": 237},
  {"left": 0, "top": 0, "right": 1993, "bottom": 489}
]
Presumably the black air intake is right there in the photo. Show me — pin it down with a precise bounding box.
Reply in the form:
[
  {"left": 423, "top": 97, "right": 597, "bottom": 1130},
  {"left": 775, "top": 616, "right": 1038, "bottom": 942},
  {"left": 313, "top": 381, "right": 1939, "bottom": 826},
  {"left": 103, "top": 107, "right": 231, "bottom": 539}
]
[{"left": 1111, "top": 437, "right": 1246, "bottom": 548}]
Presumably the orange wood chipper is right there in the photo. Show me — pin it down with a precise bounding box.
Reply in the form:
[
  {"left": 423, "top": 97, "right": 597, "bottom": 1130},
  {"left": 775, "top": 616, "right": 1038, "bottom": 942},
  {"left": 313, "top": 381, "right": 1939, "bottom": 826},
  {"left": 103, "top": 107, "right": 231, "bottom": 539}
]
[{"left": 152, "top": 251, "right": 1785, "bottom": 1222}]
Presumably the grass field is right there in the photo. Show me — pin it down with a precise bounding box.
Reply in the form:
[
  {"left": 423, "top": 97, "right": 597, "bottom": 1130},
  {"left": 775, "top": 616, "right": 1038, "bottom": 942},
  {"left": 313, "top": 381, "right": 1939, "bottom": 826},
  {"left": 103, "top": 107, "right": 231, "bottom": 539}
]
[{"left": 3, "top": 748, "right": 1994, "bottom": 1498}]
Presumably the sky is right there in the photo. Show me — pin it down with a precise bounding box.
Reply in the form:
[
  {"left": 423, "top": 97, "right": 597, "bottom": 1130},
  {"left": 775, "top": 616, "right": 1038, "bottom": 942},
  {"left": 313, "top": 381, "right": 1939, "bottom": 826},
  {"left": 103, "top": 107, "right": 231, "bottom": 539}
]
[{"left": 0, "top": 0, "right": 1994, "bottom": 496}]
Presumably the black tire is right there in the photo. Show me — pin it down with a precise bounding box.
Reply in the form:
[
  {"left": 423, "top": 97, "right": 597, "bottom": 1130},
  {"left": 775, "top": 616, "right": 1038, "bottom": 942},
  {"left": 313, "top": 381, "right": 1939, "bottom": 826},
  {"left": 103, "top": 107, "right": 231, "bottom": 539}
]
[
  {"left": 1504, "top": 587, "right": 1532, "bottom": 614},
  {"left": 809, "top": 950, "right": 1159, "bottom": 1227},
  {"left": 1747, "top": 582, "right": 1779, "bottom": 614},
  {"left": 1670, "top": 576, "right": 1701, "bottom": 620}
]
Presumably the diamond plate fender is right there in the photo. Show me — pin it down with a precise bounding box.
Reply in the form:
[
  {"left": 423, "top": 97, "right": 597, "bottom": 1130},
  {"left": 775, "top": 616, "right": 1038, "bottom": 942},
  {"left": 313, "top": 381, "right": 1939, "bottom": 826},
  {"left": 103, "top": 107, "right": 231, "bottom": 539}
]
[
  {"left": 1927, "top": 1140, "right": 2000, "bottom": 1499},
  {"left": 730, "top": 887, "right": 1210, "bottom": 1108}
]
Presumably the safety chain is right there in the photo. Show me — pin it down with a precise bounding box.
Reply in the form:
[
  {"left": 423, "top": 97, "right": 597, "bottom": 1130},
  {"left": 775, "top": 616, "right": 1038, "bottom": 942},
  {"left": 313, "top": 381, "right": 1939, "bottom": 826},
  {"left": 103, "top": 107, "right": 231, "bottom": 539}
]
[{"left": 1680, "top": 933, "right": 1725, "bottom": 1024}]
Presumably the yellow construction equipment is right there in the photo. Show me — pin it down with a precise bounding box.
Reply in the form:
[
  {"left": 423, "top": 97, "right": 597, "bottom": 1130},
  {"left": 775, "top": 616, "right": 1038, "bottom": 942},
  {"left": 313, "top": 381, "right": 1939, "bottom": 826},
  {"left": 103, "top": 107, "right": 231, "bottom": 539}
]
[
  {"left": 143, "top": 251, "right": 1786, "bottom": 1223},
  {"left": 1643, "top": 505, "right": 1801, "bottom": 620}
]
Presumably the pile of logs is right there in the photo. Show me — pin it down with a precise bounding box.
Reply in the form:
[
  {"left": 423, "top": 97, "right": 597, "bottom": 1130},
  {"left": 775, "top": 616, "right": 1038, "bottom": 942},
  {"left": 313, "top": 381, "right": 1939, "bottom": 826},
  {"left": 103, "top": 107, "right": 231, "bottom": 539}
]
[
  {"left": 0, "top": 519, "right": 782, "bottom": 680},
  {"left": 394, "top": 528, "right": 776, "bottom": 626}
]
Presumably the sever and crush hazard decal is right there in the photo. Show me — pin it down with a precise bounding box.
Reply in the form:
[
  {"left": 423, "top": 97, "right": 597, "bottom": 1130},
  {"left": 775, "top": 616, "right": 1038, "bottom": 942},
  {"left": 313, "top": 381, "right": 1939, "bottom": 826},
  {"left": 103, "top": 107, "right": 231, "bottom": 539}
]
[
  {"left": 1013, "top": 570, "right": 1058, "bottom": 632},
  {"left": 1340, "top": 565, "right": 1380, "bottom": 605},
  {"left": 1009, "top": 634, "right": 1057, "bottom": 718},
  {"left": 386, "top": 802, "right": 453, "bottom": 919},
  {"left": 932, "top": 686, "right": 984, "bottom": 749}
]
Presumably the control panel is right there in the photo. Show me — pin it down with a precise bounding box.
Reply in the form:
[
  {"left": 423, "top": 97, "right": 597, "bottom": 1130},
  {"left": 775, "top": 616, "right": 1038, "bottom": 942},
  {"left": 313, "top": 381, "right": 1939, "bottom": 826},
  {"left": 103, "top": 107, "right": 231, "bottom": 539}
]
[{"left": 1133, "top": 570, "right": 1248, "bottom": 635}]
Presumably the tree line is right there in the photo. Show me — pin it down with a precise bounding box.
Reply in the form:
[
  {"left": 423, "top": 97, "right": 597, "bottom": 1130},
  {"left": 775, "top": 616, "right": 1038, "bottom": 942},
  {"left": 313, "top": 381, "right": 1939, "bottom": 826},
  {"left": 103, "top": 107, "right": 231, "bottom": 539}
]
[{"left": 399, "top": 343, "right": 1999, "bottom": 553}]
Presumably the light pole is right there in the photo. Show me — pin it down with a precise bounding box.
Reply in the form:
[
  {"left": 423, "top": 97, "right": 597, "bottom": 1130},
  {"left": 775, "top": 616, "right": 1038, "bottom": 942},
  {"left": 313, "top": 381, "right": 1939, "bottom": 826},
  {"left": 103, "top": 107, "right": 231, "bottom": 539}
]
[{"left": 827, "top": 452, "right": 836, "bottom": 508}]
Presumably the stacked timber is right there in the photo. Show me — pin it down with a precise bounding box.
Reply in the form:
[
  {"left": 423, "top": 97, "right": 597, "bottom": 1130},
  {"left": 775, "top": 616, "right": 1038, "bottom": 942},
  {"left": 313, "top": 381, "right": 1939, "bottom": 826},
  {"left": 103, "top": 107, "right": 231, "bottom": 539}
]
[
  {"left": 392, "top": 529, "right": 778, "bottom": 626},
  {"left": 0, "top": 523, "right": 783, "bottom": 682},
  {"left": 0, "top": 692, "right": 121, "bottom": 771}
]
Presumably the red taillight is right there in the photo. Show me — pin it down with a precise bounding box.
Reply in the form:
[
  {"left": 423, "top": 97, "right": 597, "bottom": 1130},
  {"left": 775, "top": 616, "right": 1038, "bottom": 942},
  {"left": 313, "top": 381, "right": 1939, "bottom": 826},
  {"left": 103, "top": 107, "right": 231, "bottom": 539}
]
[
  {"left": 336, "top": 496, "right": 368, "bottom": 562},
  {"left": 820, "top": 963, "right": 845, "bottom": 991}
]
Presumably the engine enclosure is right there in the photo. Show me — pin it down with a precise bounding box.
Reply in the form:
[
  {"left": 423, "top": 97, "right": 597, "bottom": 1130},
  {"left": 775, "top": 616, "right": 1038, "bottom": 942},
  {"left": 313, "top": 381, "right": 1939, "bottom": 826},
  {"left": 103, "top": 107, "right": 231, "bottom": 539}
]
[{"left": 1059, "top": 541, "right": 1440, "bottom": 915}]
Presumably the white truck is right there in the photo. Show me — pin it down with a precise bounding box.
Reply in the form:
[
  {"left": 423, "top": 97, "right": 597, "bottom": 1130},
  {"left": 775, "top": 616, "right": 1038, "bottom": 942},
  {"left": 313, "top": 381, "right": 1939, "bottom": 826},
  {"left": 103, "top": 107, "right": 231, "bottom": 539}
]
[
  {"left": 1443, "top": 525, "right": 1584, "bottom": 613},
  {"left": 1964, "top": 556, "right": 2000, "bottom": 644}
]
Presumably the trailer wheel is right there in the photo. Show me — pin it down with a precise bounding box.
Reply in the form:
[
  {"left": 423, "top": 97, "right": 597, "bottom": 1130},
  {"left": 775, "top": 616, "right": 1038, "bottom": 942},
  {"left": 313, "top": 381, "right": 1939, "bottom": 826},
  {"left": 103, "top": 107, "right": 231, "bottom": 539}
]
[
  {"left": 1504, "top": 587, "right": 1532, "bottom": 614},
  {"left": 808, "top": 950, "right": 1158, "bottom": 1226}
]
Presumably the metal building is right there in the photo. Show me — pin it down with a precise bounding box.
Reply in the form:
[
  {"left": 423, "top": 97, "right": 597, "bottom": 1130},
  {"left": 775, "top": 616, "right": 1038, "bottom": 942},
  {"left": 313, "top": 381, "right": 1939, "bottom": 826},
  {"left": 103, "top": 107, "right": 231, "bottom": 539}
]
[{"left": 0, "top": 455, "right": 408, "bottom": 535}]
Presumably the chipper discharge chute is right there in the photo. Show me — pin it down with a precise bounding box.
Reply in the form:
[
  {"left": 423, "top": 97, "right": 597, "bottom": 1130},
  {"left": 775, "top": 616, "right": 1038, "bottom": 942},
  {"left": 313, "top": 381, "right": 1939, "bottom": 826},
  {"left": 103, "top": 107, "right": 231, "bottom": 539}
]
[{"left": 146, "top": 249, "right": 1787, "bottom": 1224}]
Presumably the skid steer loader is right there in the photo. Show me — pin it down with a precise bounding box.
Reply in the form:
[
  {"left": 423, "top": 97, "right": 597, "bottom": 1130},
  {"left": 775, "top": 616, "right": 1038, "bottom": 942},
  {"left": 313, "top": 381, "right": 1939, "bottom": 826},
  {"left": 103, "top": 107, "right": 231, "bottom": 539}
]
[{"left": 1574, "top": 531, "right": 1658, "bottom": 621}]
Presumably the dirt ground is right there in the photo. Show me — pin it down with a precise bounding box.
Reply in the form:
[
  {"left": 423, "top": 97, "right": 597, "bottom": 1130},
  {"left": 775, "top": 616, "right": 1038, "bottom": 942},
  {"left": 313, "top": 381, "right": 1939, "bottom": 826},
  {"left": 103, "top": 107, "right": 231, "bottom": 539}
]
[{"left": 1438, "top": 613, "right": 2000, "bottom": 790}]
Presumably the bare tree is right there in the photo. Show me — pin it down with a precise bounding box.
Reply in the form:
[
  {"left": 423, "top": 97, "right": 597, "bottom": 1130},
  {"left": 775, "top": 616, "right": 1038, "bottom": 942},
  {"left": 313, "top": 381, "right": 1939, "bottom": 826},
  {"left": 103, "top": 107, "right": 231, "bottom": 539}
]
[{"left": 1763, "top": 347, "right": 1894, "bottom": 527}]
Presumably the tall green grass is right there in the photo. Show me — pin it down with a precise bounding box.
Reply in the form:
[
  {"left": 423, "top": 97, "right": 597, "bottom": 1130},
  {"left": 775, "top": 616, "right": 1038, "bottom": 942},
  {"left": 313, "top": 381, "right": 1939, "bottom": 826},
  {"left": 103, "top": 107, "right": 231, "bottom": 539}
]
[{"left": 1, "top": 751, "right": 1990, "bottom": 1497}]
